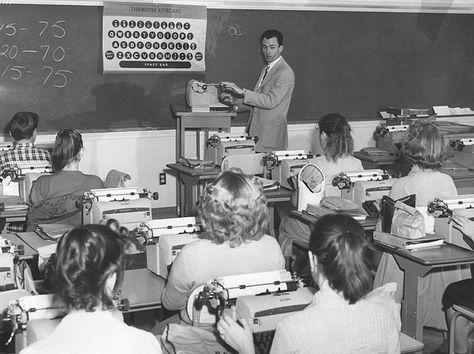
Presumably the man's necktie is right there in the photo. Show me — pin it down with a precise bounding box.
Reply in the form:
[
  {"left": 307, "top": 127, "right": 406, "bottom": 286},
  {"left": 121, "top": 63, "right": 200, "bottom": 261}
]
[{"left": 259, "top": 65, "right": 270, "bottom": 88}]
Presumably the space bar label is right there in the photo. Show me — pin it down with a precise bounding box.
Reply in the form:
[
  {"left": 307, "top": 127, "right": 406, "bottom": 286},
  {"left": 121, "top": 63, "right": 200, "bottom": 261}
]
[{"left": 119, "top": 61, "right": 191, "bottom": 69}]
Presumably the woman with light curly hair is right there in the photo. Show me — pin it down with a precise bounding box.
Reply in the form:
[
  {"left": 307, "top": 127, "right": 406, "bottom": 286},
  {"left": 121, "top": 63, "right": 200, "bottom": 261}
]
[
  {"left": 375, "top": 119, "right": 470, "bottom": 332},
  {"left": 160, "top": 170, "right": 285, "bottom": 327}
]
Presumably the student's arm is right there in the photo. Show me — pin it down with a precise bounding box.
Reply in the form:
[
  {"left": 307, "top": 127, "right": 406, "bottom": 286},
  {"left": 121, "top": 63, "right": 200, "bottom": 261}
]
[
  {"left": 28, "top": 178, "right": 45, "bottom": 205},
  {"left": 452, "top": 216, "right": 474, "bottom": 240},
  {"left": 217, "top": 313, "right": 255, "bottom": 354},
  {"left": 161, "top": 251, "right": 191, "bottom": 311}
]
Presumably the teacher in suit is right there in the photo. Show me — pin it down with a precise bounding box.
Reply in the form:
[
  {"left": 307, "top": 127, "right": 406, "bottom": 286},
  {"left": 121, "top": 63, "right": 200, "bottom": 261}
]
[{"left": 221, "top": 29, "right": 295, "bottom": 152}]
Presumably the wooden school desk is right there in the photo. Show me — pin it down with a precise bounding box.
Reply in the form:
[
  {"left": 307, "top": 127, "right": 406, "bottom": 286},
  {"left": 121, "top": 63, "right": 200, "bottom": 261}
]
[
  {"left": 166, "top": 163, "right": 293, "bottom": 236},
  {"left": 353, "top": 150, "right": 400, "bottom": 175},
  {"left": 170, "top": 105, "right": 236, "bottom": 162},
  {"left": 442, "top": 160, "right": 474, "bottom": 195},
  {"left": 290, "top": 210, "right": 378, "bottom": 232},
  {"left": 0, "top": 196, "right": 28, "bottom": 232},
  {"left": 375, "top": 241, "right": 474, "bottom": 343},
  {"left": 167, "top": 162, "right": 221, "bottom": 217},
  {"left": 2, "top": 232, "right": 165, "bottom": 313}
]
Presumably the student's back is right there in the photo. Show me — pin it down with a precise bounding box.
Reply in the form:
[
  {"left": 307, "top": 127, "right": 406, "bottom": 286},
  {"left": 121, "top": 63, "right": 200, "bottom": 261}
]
[
  {"left": 270, "top": 286, "right": 400, "bottom": 354},
  {"left": 27, "top": 129, "right": 103, "bottom": 228}
]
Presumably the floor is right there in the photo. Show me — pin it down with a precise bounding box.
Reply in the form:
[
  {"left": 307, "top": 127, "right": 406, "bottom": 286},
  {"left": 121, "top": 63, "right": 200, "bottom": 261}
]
[{"left": 424, "top": 328, "right": 446, "bottom": 353}]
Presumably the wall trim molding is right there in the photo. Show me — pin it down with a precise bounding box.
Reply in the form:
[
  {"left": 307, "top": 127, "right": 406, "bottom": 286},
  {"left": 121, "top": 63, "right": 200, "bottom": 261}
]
[{"left": 0, "top": 0, "right": 472, "bottom": 13}]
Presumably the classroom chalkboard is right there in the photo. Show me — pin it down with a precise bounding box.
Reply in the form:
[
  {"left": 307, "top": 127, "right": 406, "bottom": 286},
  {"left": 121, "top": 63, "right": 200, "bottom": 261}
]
[{"left": 0, "top": 5, "right": 473, "bottom": 133}]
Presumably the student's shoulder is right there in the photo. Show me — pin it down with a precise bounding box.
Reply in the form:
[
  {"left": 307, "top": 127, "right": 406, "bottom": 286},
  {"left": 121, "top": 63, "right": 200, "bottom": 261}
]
[
  {"left": 259, "top": 234, "right": 281, "bottom": 247},
  {"left": 82, "top": 173, "right": 104, "bottom": 185},
  {"left": 35, "top": 173, "right": 53, "bottom": 183}
]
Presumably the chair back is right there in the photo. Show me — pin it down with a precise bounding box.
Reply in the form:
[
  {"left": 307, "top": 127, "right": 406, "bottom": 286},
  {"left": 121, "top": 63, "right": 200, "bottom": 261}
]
[{"left": 291, "top": 163, "right": 325, "bottom": 211}]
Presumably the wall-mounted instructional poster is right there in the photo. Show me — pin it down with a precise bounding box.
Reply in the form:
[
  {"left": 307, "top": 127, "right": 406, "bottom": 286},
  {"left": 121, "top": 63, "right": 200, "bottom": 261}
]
[{"left": 102, "top": 2, "right": 206, "bottom": 73}]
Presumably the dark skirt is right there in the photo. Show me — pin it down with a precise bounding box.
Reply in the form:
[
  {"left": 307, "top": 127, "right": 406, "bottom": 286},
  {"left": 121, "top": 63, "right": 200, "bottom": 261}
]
[{"left": 442, "top": 279, "right": 474, "bottom": 310}]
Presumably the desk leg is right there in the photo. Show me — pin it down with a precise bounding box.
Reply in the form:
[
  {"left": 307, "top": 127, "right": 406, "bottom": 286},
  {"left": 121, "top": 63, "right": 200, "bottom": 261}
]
[
  {"left": 174, "top": 173, "right": 185, "bottom": 217},
  {"left": 180, "top": 174, "right": 200, "bottom": 216},
  {"left": 196, "top": 129, "right": 201, "bottom": 160},
  {"left": 267, "top": 204, "right": 276, "bottom": 238},
  {"left": 394, "top": 255, "right": 431, "bottom": 342},
  {"left": 175, "top": 117, "right": 183, "bottom": 216}
]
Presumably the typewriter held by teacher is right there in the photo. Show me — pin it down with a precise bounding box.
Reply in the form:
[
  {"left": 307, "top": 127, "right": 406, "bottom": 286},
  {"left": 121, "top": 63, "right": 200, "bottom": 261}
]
[{"left": 186, "top": 79, "right": 230, "bottom": 112}]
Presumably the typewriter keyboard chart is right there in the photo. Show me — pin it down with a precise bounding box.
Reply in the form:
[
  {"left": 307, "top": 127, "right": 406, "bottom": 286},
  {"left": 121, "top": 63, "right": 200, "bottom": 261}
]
[{"left": 103, "top": 3, "right": 206, "bottom": 73}]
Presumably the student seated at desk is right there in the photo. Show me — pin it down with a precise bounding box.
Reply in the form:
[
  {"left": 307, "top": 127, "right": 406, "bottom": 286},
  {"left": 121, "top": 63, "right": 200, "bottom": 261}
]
[
  {"left": 440, "top": 216, "right": 474, "bottom": 354},
  {"left": 20, "top": 224, "right": 162, "bottom": 354},
  {"left": 278, "top": 113, "right": 362, "bottom": 267},
  {"left": 0, "top": 111, "right": 51, "bottom": 176},
  {"left": 0, "top": 112, "right": 52, "bottom": 232},
  {"left": 374, "top": 120, "right": 470, "bottom": 331},
  {"left": 27, "top": 129, "right": 103, "bottom": 229},
  {"left": 159, "top": 170, "right": 284, "bottom": 331},
  {"left": 217, "top": 214, "right": 401, "bottom": 354}
]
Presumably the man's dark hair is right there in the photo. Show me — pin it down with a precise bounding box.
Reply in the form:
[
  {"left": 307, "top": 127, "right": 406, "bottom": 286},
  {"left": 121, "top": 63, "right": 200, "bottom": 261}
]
[
  {"left": 261, "top": 29, "right": 283, "bottom": 46},
  {"left": 9, "top": 111, "right": 39, "bottom": 141}
]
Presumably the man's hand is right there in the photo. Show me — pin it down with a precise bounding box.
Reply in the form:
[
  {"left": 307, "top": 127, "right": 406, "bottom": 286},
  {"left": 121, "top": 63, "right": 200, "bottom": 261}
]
[
  {"left": 217, "top": 309, "right": 255, "bottom": 354},
  {"left": 221, "top": 81, "right": 245, "bottom": 97},
  {"left": 452, "top": 215, "right": 474, "bottom": 239},
  {"left": 220, "top": 92, "right": 236, "bottom": 106}
]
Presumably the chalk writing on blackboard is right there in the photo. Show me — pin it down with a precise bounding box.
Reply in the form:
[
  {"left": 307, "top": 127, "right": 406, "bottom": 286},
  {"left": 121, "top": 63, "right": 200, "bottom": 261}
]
[
  {"left": 227, "top": 25, "right": 246, "bottom": 38},
  {"left": 0, "top": 19, "right": 73, "bottom": 88}
]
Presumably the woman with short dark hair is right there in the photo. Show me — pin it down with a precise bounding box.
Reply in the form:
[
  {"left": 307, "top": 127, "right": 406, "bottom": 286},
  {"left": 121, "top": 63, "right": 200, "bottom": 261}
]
[
  {"left": 278, "top": 113, "right": 363, "bottom": 264},
  {"left": 20, "top": 225, "right": 162, "bottom": 354},
  {"left": 217, "top": 214, "right": 400, "bottom": 353},
  {"left": 27, "top": 129, "right": 103, "bottom": 228}
]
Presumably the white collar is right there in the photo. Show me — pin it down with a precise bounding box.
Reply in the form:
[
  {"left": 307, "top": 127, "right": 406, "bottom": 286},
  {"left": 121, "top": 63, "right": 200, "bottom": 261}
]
[{"left": 266, "top": 56, "right": 282, "bottom": 72}]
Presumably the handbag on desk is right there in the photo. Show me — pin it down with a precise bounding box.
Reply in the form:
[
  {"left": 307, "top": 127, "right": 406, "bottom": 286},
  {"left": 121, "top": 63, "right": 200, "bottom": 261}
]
[
  {"left": 380, "top": 194, "right": 416, "bottom": 233},
  {"left": 391, "top": 201, "right": 425, "bottom": 239}
]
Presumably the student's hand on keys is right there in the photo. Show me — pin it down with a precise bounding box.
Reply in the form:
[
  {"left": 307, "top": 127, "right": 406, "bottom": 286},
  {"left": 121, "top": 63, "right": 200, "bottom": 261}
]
[
  {"left": 452, "top": 216, "right": 474, "bottom": 239},
  {"left": 217, "top": 306, "right": 255, "bottom": 354}
]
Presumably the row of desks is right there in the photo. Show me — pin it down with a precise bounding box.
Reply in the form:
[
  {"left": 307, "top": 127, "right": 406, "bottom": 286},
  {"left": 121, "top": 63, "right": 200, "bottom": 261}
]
[
  {"left": 166, "top": 163, "right": 294, "bottom": 238},
  {"left": 3, "top": 232, "right": 165, "bottom": 314},
  {"left": 290, "top": 210, "right": 474, "bottom": 345},
  {"left": 6, "top": 230, "right": 425, "bottom": 353},
  {"left": 354, "top": 151, "right": 474, "bottom": 194}
]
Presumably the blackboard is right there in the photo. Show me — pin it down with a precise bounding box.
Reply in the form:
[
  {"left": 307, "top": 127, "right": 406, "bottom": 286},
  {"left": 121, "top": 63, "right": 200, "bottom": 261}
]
[{"left": 0, "top": 5, "right": 473, "bottom": 133}]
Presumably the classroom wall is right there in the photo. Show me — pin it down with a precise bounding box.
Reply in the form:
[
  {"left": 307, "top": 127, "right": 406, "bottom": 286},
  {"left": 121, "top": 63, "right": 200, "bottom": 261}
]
[{"left": 17, "top": 115, "right": 472, "bottom": 209}]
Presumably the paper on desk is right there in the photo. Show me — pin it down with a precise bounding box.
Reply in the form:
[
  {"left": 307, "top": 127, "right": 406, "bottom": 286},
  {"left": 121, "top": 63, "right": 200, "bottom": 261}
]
[
  {"left": 255, "top": 176, "right": 279, "bottom": 190},
  {"left": 405, "top": 239, "right": 444, "bottom": 251},
  {"left": 36, "top": 224, "right": 73, "bottom": 240},
  {"left": 37, "top": 242, "right": 58, "bottom": 269},
  {"left": 4, "top": 203, "right": 28, "bottom": 210},
  {"left": 2, "top": 195, "right": 28, "bottom": 210}
]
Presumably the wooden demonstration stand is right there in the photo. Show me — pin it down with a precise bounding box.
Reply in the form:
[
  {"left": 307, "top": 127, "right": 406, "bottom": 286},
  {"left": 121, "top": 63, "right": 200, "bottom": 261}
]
[{"left": 170, "top": 105, "right": 236, "bottom": 216}]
